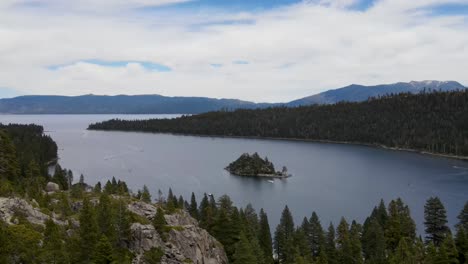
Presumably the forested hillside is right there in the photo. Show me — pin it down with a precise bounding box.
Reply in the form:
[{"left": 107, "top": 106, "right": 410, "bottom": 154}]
[
  {"left": 89, "top": 90, "right": 468, "bottom": 158},
  {"left": 1, "top": 123, "right": 468, "bottom": 263},
  {"left": 0, "top": 124, "right": 57, "bottom": 197}
]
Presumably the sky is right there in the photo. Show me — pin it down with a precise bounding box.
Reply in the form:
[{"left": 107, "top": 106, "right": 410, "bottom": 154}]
[{"left": 0, "top": 0, "right": 468, "bottom": 102}]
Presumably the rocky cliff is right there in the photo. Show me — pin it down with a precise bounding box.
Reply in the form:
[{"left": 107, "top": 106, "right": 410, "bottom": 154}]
[{"left": 0, "top": 197, "right": 228, "bottom": 264}]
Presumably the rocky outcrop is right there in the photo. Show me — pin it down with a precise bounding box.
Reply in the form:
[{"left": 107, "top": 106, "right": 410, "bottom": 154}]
[
  {"left": 0, "top": 196, "right": 227, "bottom": 264},
  {"left": 130, "top": 207, "right": 228, "bottom": 264},
  {"left": 45, "top": 182, "right": 60, "bottom": 192},
  {"left": 0, "top": 197, "right": 65, "bottom": 226},
  {"left": 128, "top": 201, "right": 157, "bottom": 220}
]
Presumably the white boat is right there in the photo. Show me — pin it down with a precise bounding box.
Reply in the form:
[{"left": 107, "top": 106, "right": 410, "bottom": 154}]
[{"left": 268, "top": 180, "right": 274, "bottom": 183}]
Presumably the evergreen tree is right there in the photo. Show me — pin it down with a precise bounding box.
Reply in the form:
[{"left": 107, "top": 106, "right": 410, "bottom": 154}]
[
  {"left": 424, "top": 197, "right": 450, "bottom": 246},
  {"left": 94, "top": 181, "right": 102, "bottom": 193},
  {"left": 141, "top": 185, "right": 152, "bottom": 203},
  {"left": 199, "top": 193, "right": 215, "bottom": 232},
  {"left": 233, "top": 232, "right": 258, "bottom": 264},
  {"left": 93, "top": 236, "right": 114, "bottom": 264},
  {"left": 274, "top": 206, "right": 296, "bottom": 264},
  {"left": 97, "top": 193, "right": 116, "bottom": 242},
  {"left": 386, "top": 198, "right": 416, "bottom": 252},
  {"left": 79, "top": 197, "right": 99, "bottom": 262},
  {"left": 455, "top": 226, "right": 468, "bottom": 264},
  {"left": 362, "top": 218, "right": 386, "bottom": 264},
  {"left": 458, "top": 202, "right": 468, "bottom": 232},
  {"left": 189, "top": 192, "right": 199, "bottom": 220},
  {"left": 308, "top": 211, "right": 325, "bottom": 257},
  {"left": 325, "top": 222, "right": 338, "bottom": 264},
  {"left": 442, "top": 233, "right": 459, "bottom": 264},
  {"left": 336, "top": 217, "right": 354, "bottom": 263},
  {"left": 153, "top": 207, "right": 167, "bottom": 236},
  {"left": 166, "top": 188, "right": 176, "bottom": 212},
  {"left": 258, "top": 208, "right": 274, "bottom": 264},
  {"left": 41, "top": 218, "right": 67, "bottom": 263},
  {"left": 389, "top": 237, "right": 415, "bottom": 264},
  {"left": 350, "top": 221, "right": 364, "bottom": 264}
]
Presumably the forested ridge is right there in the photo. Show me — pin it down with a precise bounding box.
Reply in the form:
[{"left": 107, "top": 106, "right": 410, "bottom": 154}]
[{"left": 89, "top": 90, "right": 468, "bottom": 158}]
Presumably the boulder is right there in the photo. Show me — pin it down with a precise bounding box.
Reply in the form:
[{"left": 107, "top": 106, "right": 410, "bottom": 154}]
[
  {"left": 0, "top": 197, "right": 65, "bottom": 226},
  {"left": 45, "top": 182, "right": 60, "bottom": 192},
  {"left": 128, "top": 201, "right": 157, "bottom": 220}
]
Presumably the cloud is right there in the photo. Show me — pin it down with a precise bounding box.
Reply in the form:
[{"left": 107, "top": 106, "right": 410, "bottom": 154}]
[{"left": 0, "top": 0, "right": 467, "bottom": 102}]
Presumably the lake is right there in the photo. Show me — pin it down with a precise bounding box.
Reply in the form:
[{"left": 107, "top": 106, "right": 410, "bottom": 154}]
[{"left": 1, "top": 114, "right": 467, "bottom": 232}]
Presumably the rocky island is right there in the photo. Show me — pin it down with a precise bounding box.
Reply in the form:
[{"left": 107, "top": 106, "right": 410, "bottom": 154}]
[{"left": 225, "top": 152, "right": 291, "bottom": 178}]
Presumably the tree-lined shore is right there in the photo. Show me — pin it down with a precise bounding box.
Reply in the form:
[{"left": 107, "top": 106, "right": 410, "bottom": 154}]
[{"left": 89, "top": 90, "right": 468, "bottom": 159}]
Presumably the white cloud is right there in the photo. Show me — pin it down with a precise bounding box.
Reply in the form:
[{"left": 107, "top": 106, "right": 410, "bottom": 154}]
[{"left": 0, "top": 0, "right": 467, "bottom": 102}]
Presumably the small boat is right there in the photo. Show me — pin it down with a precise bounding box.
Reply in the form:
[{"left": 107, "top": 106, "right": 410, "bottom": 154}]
[{"left": 268, "top": 180, "right": 274, "bottom": 183}]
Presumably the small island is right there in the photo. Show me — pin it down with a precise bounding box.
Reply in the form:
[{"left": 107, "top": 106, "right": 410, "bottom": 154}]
[{"left": 225, "top": 152, "right": 291, "bottom": 178}]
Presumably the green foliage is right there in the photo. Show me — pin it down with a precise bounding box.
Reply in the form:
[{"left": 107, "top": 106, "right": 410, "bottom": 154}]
[
  {"left": 274, "top": 205, "right": 296, "bottom": 264},
  {"left": 188, "top": 192, "right": 199, "bottom": 220},
  {"left": 233, "top": 232, "right": 258, "bottom": 264},
  {"left": 153, "top": 207, "right": 167, "bottom": 237},
  {"left": 89, "top": 91, "right": 468, "bottom": 157},
  {"left": 143, "top": 247, "right": 164, "bottom": 264},
  {"left": 425, "top": 197, "right": 450, "bottom": 247},
  {"left": 259, "top": 208, "right": 274, "bottom": 264},
  {"left": 141, "top": 185, "right": 152, "bottom": 203},
  {"left": 226, "top": 152, "right": 279, "bottom": 176},
  {"left": 79, "top": 197, "right": 99, "bottom": 261},
  {"left": 93, "top": 236, "right": 115, "bottom": 264}
]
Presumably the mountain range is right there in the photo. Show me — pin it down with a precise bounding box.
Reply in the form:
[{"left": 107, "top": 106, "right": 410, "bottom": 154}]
[{"left": 0, "top": 80, "right": 465, "bottom": 114}]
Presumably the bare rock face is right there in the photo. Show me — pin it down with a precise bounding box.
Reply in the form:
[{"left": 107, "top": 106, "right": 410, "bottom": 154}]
[
  {"left": 128, "top": 201, "right": 157, "bottom": 220},
  {"left": 0, "top": 197, "right": 64, "bottom": 226},
  {"left": 130, "top": 209, "right": 228, "bottom": 264},
  {"left": 45, "top": 182, "right": 60, "bottom": 192}
]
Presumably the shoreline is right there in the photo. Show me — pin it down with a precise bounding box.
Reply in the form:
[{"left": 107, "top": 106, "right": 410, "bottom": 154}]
[{"left": 88, "top": 128, "right": 468, "bottom": 162}]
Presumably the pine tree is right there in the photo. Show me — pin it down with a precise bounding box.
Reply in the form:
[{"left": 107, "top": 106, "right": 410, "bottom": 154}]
[
  {"left": 94, "top": 181, "right": 102, "bottom": 193},
  {"left": 362, "top": 218, "right": 386, "bottom": 263},
  {"left": 189, "top": 192, "right": 199, "bottom": 220},
  {"left": 258, "top": 208, "right": 274, "bottom": 264},
  {"left": 308, "top": 211, "right": 325, "bottom": 257},
  {"left": 141, "top": 185, "right": 152, "bottom": 203},
  {"left": 442, "top": 233, "right": 459, "bottom": 264},
  {"left": 93, "top": 236, "right": 114, "bottom": 264},
  {"left": 455, "top": 226, "right": 468, "bottom": 264},
  {"left": 79, "top": 197, "right": 99, "bottom": 262},
  {"left": 390, "top": 237, "right": 415, "bottom": 264},
  {"left": 166, "top": 188, "right": 177, "bottom": 212},
  {"left": 458, "top": 202, "right": 468, "bottom": 232},
  {"left": 350, "top": 221, "right": 363, "bottom": 264},
  {"left": 97, "top": 193, "right": 116, "bottom": 242},
  {"left": 153, "top": 207, "right": 167, "bottom": 236},
  {"left": 386, "top": 198, "right": 416, "bottom": 252},
  {"left": 424, "top": 197, "right": 450, "bottom": 246},
  {"left": 199, "top": 193, "right": 215, "bottom": 231},
  {"left": 41, "top": 218, "right": 67, "bottom": 263},
  {"left": 336, "top": 217, "right": 355, "bottom": 263},
  {"left": 325, "top": 222, "right": 338, "bottom": 264},
  {"left": 274, "top": 206, "right": 296, "bottom": 264},
  {"left": 233, "top": 232, "right": 258, "bottom": 264}
]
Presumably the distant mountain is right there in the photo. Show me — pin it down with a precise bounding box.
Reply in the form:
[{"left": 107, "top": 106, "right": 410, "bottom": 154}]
[
  {"left": 1, "top": 81, "right": 465, "bottom": 114},
  {"left": 288, "top": 80, "right": 467, "bottom": 106},
  {"left": 0, "top": 94, "right": 275, "bottom": 114}
]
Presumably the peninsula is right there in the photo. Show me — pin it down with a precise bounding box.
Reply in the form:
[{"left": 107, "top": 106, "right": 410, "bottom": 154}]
[{"left": 225, "top": 153, "right": 291, "bottom": 178}]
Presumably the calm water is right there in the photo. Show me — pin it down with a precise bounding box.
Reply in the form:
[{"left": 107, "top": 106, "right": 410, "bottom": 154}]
[{"left": 1, "top": 114, "right": 468, "bottom": 232}]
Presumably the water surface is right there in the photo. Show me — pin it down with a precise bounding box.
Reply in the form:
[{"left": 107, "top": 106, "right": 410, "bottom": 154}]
[{"left": 1, "top": 114, "right": 467, "bottom": 232}]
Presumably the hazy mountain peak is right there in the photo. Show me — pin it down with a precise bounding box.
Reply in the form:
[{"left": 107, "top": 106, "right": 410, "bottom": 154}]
[{"left": 288, "top": 80, "right": 466, "bottom": 106}]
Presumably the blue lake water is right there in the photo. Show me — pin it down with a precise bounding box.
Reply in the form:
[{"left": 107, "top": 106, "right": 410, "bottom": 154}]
[{"left": 1, "top": 114, "right": 467, "bottom": 232}]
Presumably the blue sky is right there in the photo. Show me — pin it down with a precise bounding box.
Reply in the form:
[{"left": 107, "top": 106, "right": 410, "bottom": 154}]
[{"left": 0, "top": 0, "right": 468, "bottom": 101}]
